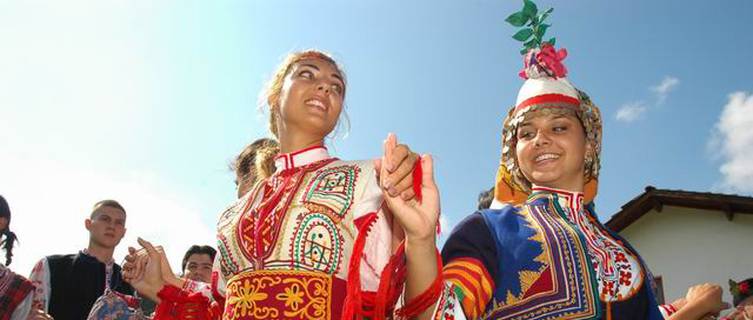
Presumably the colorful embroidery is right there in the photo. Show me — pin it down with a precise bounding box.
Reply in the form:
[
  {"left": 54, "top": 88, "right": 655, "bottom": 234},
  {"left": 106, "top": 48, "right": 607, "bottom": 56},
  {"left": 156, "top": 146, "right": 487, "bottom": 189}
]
[
  {"left": 301, "top": 165, "right": 360, "bottom": 221},
  {"left": 236, "top": 165, "right": 310, "bottom": 265},
  {"left": 481, "top": 203, "right": 600, "bottom": 320},
  {"left": 444, "top": 257, "right": 493, "bottom": 319},
  {"left": 224, "top": 269, "right": 331, "bottom": 320},
  {"left": 424, "top": 281, "right": 457, "bottom": 320},
  {"left": 578, "top": 210, "right": 643, "bottom": 301},
  {"left": 218, "top": 234, "right": 241, "bottom": 277},
  {"left": 291, "top": 213, "right": 344, "bottom": 274}
]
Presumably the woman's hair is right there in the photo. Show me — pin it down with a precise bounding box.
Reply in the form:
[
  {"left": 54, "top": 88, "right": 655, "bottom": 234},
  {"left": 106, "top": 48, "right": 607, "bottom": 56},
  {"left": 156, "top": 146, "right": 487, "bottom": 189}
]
[
  {"left": 260, "top": 50, "right": 347, "bottom": 138},
  {"left": 0, "top": 195, "right": 18, "bottom": 266},
  {"left": 231, "top": 138, "right": 280, "bottom": 185}
]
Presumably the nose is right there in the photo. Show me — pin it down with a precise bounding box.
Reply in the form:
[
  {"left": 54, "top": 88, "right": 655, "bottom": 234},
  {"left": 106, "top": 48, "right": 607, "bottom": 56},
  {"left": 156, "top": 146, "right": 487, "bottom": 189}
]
[
  {"left": 317, "top": 81, "right": 330, "bottom": 94},
  {"left": 533, "top": 130, "right": 551, "bottom": 147}
]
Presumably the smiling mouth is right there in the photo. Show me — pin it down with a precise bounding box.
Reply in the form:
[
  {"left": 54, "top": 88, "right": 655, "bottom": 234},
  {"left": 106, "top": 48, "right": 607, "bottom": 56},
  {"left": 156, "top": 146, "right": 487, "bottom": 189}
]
[
  {"left": 305, "top": 98, "right": 328, "bottom": 113},
  {"left": 534, "top": 153, "right": 560, "bottom": 163}
]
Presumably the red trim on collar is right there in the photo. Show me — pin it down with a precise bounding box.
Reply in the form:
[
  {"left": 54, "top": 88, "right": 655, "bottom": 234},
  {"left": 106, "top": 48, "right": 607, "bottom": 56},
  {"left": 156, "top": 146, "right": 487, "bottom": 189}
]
[{"left": 274, "top": 145, "right": 329, "bottom": 171}]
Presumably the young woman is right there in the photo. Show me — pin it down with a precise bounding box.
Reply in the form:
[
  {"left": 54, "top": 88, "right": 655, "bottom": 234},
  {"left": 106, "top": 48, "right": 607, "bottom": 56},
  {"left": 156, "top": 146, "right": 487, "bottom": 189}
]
[
  {"left": 432, "top": 6, "right": 729, "bottom": 319},
  {"left": 122, "top": 50, "right": 443, "bottom": 320}
]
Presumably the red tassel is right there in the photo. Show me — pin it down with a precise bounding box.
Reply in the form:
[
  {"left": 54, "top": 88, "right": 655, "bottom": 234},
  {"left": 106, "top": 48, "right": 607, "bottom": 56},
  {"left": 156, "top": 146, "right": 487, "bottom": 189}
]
[
  {"left": 412, "top": 157, "right": 423, "bottom": 202},
  {"left": 372, "top": 242, "right": 407, "bottom": 319},
  {"left": 411, "top": 157, "right": 442, "bottom": 236},
  {"left": 342, "top": 212, "right": 379, "bottom": 320}
]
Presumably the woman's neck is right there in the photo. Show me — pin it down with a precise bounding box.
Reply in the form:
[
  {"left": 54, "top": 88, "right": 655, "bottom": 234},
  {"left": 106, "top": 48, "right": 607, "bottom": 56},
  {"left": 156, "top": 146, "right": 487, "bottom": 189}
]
[{"left": 278, "top": 128, "right": 325, "bottom": 154}]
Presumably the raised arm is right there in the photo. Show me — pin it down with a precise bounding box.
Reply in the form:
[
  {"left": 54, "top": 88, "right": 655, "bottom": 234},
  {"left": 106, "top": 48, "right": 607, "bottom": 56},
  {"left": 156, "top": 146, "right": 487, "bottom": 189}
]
[{"left": 381, "top": 134, "right": 443, "bottom": 320}]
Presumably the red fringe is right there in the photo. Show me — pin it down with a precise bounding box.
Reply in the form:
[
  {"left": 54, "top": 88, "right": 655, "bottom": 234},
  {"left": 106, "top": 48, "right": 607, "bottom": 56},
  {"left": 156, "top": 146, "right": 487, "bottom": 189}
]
[{"left": 342, "top": 212, "right": 379, "bottom": 320}]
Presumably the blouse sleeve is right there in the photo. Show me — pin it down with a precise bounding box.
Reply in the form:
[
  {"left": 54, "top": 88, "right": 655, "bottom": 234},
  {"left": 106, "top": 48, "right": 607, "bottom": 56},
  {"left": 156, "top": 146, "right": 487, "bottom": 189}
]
[
  {"left": 28, "top": 258, "right": 50, "bottom": 312},
  {"left": 439, "top": 212, "right": 499, "bottom": 319}
]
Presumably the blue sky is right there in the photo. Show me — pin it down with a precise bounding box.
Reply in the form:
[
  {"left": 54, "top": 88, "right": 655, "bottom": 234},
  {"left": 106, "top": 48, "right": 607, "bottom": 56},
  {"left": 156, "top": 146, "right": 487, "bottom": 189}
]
[{"left": 1, "top": 0, "right": 752, "bottom": 275}]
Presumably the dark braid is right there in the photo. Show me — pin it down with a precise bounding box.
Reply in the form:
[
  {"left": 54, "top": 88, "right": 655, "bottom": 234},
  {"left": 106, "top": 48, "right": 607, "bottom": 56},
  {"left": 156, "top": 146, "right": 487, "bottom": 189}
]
[
  {"left": 0, "top": 195, "right": 17, "bottom": 266},
  {"left": 0, "top": 229, "right": 17, "bottom": 266}
]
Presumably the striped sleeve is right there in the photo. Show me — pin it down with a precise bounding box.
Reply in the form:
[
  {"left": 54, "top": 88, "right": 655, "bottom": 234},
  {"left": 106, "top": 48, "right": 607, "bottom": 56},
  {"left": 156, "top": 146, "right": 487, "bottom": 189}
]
[{"left": 441, "top": 212, "right": 498, "bottom": 319}]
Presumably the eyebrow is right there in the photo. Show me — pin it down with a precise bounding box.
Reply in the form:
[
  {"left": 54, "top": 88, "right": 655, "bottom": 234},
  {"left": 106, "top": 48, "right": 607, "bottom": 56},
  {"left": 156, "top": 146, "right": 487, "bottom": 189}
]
[
  {"left": 300, "top": 63, "right": 320, "bottom": 71},
  {"left": 300, "top": 63, "right": 344, "bottom": 86}
]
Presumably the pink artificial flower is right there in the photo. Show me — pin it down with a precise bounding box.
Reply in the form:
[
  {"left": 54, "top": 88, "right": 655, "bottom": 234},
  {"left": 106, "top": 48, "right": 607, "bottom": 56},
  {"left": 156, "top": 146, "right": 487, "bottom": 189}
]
[
  {"left": 741, "top": 282, "right": 750, "bottom": 294},
  {"left": 518, "top": 43, "right": 569, "bottom": 79},
  {"left": 536, "top": 43, "right": 568, "bottom": 78}
]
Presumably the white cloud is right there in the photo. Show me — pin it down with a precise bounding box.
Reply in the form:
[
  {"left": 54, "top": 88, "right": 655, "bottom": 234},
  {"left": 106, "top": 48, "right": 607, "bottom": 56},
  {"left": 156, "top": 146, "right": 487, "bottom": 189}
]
[
  {"left": 615, "top": 102, "right": 647, "bottom": 122},
  {"left": 615, "top": 76, "right": 680, "bottom": 122},
  {"left": 711, "top": 91, "right": 753, "bottom": 193},
  {"left": 651, "top": 76, "right": 680, "bottom": 105}
]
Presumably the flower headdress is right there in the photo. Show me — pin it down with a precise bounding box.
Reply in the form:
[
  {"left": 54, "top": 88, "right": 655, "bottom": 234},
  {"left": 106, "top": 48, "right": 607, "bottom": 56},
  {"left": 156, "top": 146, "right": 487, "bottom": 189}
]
[{"left": 494, "top": 0, "right": 603, "bottom": 206}]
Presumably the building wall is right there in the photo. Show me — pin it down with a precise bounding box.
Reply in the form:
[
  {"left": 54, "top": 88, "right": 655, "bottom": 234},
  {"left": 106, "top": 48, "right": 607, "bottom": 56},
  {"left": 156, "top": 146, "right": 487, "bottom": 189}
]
[{"left": 619, "top": 206, "right": 753, "bottom": 305}]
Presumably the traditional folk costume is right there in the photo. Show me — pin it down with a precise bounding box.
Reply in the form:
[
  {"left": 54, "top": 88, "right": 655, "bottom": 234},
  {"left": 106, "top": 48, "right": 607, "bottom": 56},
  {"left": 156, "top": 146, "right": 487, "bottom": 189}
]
[
  {"left": 0, "top": 264, "right": 35, "bottom": 320},
  {"left": 153, "top": 145, "right": 441, "bottom": 320},
  {"left": 436, "top": 3, "right": 674, "bottom": 319},
  {"left": 29, "top": 249, "right": 134, "bottom": 320}
]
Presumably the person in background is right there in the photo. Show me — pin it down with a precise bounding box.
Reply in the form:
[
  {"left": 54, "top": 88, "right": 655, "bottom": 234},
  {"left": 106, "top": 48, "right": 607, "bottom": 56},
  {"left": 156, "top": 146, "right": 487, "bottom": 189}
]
[
  {"left": 30, "top": 200, "right": 133, "bottom": 320},
  {"left": 180, "top": 245, "right": 216, "bottom": 283},
  {"left": 722, "top": 278, "right": 753, "bottom": 320},
  {"left": 231, "top": 138, "right": 279, "bottom": 198}
]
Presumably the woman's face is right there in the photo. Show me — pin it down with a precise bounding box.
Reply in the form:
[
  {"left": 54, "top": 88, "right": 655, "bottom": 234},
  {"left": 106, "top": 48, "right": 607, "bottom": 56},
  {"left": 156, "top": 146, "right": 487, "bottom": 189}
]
[
  {"left": 276, "top": 58, "right": 345, "bottom": 140},
  {"left": 515, "top": 111, "right": 588, "bottom": 191}
]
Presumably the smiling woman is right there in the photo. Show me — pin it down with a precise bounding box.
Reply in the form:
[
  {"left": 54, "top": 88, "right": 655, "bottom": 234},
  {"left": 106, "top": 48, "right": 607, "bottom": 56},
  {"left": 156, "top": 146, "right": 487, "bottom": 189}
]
[{"left": 436, "top": 2, "right": 729, "bottom": 320}]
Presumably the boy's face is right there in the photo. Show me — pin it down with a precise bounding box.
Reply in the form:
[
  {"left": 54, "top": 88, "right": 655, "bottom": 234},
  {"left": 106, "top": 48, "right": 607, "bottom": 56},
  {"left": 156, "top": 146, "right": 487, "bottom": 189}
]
[{"left": 86, "top": 206, "right": 126, "bottom": 249}]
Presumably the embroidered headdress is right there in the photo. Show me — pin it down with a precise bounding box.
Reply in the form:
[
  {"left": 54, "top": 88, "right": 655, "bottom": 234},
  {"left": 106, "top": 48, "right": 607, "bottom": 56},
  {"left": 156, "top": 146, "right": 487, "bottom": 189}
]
[{"left": 494, "top": 0, "right": 603, "bottom": 205}]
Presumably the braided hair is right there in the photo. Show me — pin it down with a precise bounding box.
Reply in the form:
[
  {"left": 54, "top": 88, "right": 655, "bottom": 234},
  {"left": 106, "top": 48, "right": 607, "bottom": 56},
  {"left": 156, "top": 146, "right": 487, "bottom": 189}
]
[{"left": 0, "top": 195, "right": 18, "bottom": 266}]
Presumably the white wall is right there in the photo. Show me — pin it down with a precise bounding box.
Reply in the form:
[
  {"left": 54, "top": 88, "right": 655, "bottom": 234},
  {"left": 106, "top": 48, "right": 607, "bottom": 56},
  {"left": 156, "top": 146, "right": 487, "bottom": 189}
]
[{"left": 619, "top": 206, "right": 753, "bottom": 305}]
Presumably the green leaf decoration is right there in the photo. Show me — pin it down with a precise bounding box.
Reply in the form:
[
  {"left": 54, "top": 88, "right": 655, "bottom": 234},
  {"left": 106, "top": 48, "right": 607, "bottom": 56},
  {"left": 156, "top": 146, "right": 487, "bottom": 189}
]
[
  {"left": 529, "top": 15, "right": 539, "bottom": 27},
  {"left": 539, "top": 8, "right": 553, "bottom": 22},
  {"left": 513, "top": 28, "right": 534, "bottom": 42},
  {"left": 535, "top": 23, "right": 550, "bottom": 40},
  {"left": 523, "top": 0, "right": 538, "bottom": 19},
  {"left": 505, "top": 11, "right": 529, "bottom": 27},
  {"left": 509, "top": 0, "right": 555, "bottom": 55},
  {"left": 731, "top": 279, "right": 739, "bottom": 295},
  {"left": 547, "top": 37, "right": 556, "bottom": 45},
  {"left": 524, "top": 39, "right": 537, "bottom": 50}
]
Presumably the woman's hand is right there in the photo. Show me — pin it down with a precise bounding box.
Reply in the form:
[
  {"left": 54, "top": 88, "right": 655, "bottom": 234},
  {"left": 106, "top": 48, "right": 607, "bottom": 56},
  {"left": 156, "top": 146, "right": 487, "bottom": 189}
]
[
  {"left": 380, "top": 134, "right": 439, "bottom": 244},
  {"left": 375, "top": 133, "right": 420, "bottom": 200}
]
